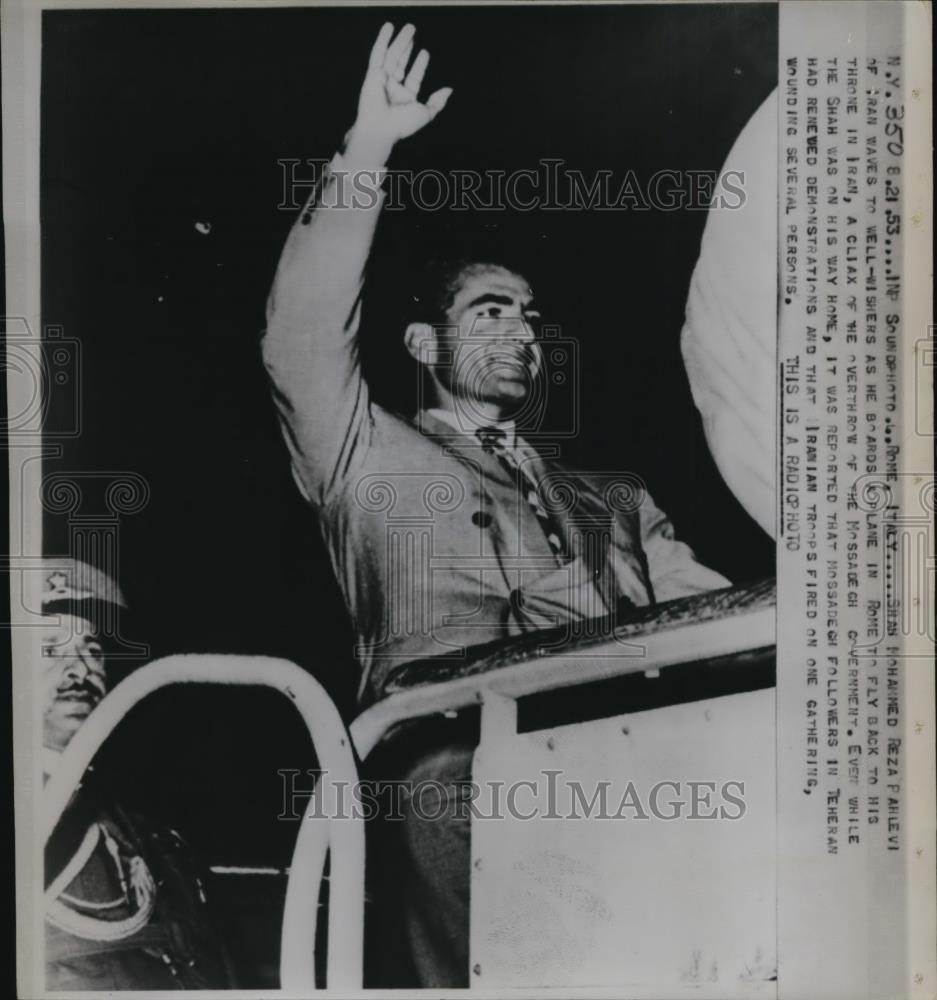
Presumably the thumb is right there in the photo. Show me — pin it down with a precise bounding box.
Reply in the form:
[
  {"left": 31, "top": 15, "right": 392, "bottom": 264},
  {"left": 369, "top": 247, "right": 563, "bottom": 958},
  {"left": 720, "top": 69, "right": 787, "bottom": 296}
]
[{"left": 425, "top": 87, "right": 453, "bottom": 117}]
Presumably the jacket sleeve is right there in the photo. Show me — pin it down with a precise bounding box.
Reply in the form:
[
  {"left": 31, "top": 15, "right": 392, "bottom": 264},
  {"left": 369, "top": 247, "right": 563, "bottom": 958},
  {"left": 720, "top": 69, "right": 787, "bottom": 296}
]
[
  {"left": 638, "top": 490, "right": 732, "bottom": 602},
  {"left": 262, "top": 153, "right": 386, "bottom": 506}
]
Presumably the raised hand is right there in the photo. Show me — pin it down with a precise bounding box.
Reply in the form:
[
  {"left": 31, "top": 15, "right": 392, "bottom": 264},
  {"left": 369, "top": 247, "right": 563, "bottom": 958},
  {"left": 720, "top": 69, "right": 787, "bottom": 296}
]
[{"left": 350, "top": 23, "right": 453, "bottom": 154}]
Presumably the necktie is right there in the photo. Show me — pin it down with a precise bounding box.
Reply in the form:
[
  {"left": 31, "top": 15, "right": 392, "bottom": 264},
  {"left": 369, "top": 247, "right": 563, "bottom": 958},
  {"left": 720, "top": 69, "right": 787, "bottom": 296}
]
[
  {"left": 475, "top": 426, "right": 568, "bottom": 560},
  {"left": 475, "top": 426, "right": 630, "bottom": 618}
]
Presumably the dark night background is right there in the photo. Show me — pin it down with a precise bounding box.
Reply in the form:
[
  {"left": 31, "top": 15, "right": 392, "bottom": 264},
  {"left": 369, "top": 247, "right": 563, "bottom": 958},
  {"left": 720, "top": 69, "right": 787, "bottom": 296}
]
[{"left": 38, "top": 5, "right": 776, "bottom": 974}]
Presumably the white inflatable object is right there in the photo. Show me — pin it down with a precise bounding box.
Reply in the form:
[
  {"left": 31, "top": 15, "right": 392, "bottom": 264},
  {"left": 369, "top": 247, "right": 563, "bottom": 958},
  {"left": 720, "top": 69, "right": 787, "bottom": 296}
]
[{"left": 681, "top": 91, "right": 778, "bottom": 538}]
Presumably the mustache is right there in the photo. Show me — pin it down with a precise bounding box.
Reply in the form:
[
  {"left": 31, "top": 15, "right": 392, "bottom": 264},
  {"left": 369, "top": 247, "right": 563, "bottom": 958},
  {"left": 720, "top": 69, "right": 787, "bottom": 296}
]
[
  {"left": 485, "top": 344, "right": 542, "bottom": 368},
  {"left": 55, "top": 679, "right": 105, "bottom": 701}
]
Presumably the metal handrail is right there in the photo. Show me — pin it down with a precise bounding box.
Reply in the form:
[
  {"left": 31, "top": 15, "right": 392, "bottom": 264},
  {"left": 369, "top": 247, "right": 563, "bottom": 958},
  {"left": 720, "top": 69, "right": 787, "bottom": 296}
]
[{"left": 42, "top": 654, "right": 364, "bottom": 992}]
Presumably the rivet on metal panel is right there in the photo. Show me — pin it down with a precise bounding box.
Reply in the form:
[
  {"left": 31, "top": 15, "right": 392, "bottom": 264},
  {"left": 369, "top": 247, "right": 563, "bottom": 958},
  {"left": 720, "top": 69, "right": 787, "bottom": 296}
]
[
  {"left": 473, "top": 963, "right": 482, "bottom": 976},
  {"left": 474, "top": 857, "right": 482, "bottom": 870},
  {"left": 546, "top": 737, "right": 555, "bottom": 750},
  {"left": 621, "top": 725, "right": 630, "bottom": 736}
]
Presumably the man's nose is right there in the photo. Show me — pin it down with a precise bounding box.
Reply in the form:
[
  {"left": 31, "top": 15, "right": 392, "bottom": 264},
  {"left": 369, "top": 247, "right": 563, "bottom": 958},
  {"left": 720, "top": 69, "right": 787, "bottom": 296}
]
[
  {"left": 498, "top": 316, "right": 535, "bottom": 342},
  {"left": 62, "top": 654, "right": 90, "bottom": 682},
  {"left": 66, "top": 638, "right": 101, "bottom": 676}
]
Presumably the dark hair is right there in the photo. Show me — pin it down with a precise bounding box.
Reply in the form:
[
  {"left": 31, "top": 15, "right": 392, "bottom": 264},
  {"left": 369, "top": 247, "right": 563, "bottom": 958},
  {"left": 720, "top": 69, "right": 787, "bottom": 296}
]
[{"left": 408, "top": 256, "right": 525, "bottom": 325}]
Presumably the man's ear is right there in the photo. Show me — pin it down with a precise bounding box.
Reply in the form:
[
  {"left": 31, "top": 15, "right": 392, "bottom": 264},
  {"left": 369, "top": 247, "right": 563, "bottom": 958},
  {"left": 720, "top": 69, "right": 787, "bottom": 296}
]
[{"left": 404, "top": 322, "right": 436, "bottom": 364}]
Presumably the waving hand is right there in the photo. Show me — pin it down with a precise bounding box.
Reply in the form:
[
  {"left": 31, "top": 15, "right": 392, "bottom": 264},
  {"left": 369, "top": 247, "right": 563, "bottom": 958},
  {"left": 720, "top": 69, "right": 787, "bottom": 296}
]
[{"left": 351, "top": 23, "right": 453, "bottom": 155}]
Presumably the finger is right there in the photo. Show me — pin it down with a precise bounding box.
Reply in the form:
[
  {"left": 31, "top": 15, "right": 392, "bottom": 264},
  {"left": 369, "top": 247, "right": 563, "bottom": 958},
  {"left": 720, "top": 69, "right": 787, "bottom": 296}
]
[
  {"left": 404, "top": 48, "right": 430, "bottom": 94},
  {"left": 394, "top": 40, "right": 414, "bottom": 81},
  {"left": 425, "top": 86, "right": 453, "bottom": 118},
  {"left": 368, "top": 22, "right": 394, "bottom": 70},
  {"left": 384, "top": 22, "right": 415, "bottom": 72}
]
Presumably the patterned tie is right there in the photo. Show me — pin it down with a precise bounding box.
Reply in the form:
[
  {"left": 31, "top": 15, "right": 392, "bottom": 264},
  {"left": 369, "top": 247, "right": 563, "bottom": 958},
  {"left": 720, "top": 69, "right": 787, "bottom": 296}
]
[
  {"left": 475, "top": 426, "right": 568, "bottom": 560},
  {"left": 475, "top": 426, "right": 632, "bottom": 619}
]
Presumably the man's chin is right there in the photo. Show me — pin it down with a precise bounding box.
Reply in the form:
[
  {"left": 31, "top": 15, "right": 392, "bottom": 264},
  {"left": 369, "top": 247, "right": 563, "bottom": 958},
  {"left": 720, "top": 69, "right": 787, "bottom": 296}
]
[
  {"left": 487, "top": 375, "right": 533, "bottom": 399},
  {"left": 493, "top": 385, "right": 534, "bottom": 415},
  {"left": 459, "top": 380, "right": 536, "bottom": 421},
  {"left": 53, "top": 698, "right": 97, "bottom": 721}
]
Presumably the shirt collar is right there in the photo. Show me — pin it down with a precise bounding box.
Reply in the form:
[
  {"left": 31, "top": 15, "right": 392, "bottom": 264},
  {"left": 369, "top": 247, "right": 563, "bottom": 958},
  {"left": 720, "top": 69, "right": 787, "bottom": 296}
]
[{"left": 424, "top": 407, "right": 518, "bottom": 451}]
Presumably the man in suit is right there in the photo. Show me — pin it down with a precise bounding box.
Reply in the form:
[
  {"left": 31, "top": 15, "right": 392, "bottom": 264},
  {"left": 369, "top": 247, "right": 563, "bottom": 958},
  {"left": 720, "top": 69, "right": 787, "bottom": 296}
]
[
  {"left": 42, "top": 559, "right": 233, "bottom": 990},
  {"left": 262, "top": 23, "right": 729, "bottom": 985}
]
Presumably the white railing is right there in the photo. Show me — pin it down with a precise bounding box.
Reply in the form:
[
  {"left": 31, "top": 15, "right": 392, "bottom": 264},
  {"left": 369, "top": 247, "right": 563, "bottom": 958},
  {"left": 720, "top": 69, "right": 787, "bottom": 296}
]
[{"left": 42, "top": 654, "right": 364, "bottom": 992}]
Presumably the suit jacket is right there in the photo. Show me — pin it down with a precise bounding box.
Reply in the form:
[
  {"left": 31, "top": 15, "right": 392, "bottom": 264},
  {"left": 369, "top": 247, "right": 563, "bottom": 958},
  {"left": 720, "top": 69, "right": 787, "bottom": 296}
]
[{"left": 263, "top": 154, "right": 729, "bottom": 704}]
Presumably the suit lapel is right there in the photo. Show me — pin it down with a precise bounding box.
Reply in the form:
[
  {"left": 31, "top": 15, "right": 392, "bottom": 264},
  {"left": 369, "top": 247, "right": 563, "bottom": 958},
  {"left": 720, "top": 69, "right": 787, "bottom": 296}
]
[
  {"left": 414, "top": 412, "right": 620, "bottom": 611},
  {"left": 415, "top": 411, "right": 515, "bottom": 489}
]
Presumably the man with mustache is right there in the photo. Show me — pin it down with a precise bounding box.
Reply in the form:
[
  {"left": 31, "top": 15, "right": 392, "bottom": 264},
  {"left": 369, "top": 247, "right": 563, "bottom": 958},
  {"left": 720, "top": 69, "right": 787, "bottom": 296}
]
[
  {"left": 263, "top": 24, "right": 730, "bottom": 986},
  {"left": 42, "top": 559, "right": 232, "bottom": 990}
]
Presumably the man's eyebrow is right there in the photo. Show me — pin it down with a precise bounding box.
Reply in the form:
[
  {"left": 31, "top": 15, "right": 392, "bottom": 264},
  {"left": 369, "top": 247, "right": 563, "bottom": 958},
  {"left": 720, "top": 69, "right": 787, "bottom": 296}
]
[
  {"left": 465, "top": 293, "right": 515, "bottom": 309},
  {"left": 464, "top": 292, "right": 540, "bottom": 312}
]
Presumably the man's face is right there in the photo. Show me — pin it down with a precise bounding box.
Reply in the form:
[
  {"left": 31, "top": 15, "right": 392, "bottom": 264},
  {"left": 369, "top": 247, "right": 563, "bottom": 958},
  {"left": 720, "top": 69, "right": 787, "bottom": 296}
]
[
  {"left": 435, "top": 266, "right": 543, "bottom": 420},
  {"left": 42, "top": 613, "right": 108, "bottom": 751}
]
